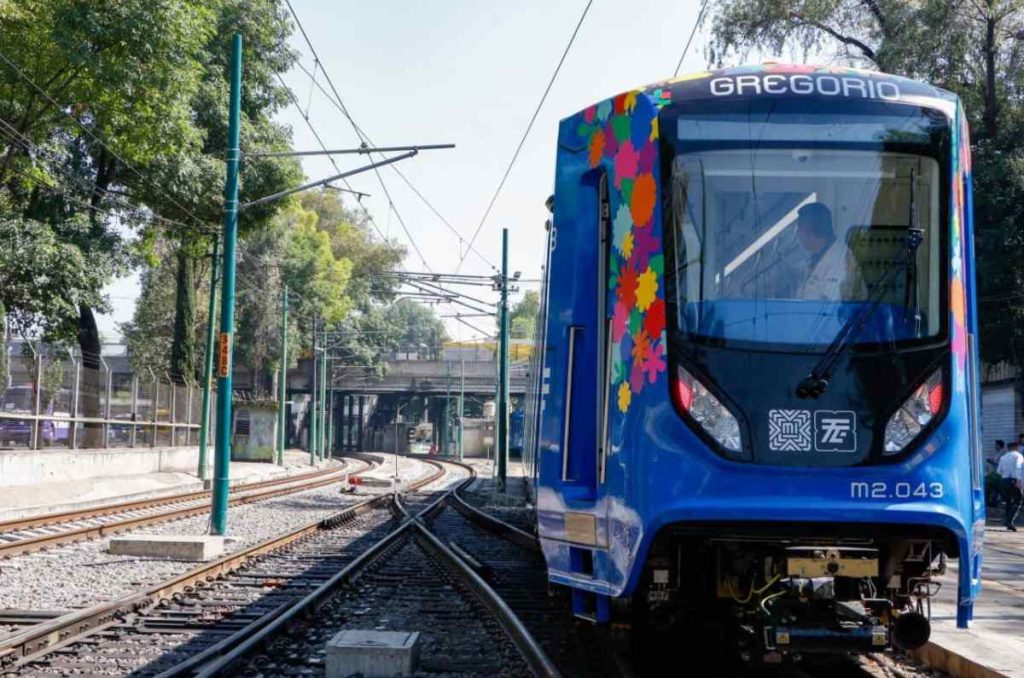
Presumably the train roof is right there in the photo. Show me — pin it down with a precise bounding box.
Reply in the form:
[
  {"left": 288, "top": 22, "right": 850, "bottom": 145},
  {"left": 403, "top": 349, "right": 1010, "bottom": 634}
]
[{"left": 564, "top": 63, "right": 960, "bottom": 129}]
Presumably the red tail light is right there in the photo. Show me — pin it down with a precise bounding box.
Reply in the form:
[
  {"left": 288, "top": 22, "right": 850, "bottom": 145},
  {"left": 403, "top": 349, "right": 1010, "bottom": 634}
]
[
  {"left": 673, "top": 374, "right": 693, "bottom": 411},
  {"left": 928, "top": 382, "right": 943, "bottom": 416}
]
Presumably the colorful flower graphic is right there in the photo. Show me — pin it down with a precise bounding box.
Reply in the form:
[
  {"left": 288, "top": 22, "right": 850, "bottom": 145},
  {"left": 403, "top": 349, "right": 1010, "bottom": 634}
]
[
  {"left": 612, "top": 299, "right": 630, "bottom": 342},
  {"left": 612, "top": 204, "right": 632, "bottom": 254},
  {"left": 614, "top": 141, "right": 639, "bottom": 187},
  {"left": 588, "top": 128, "right": 605, "bottom": 168},
  {"left": 617, "top": 381, "right": 631, "bottom": 413},
  {"left": 617, "top": 263, "right": 639, "bottom": 308},
  {"left": 622, "top": 231, "right": 634, "bottom": 259},
  {"left": 636, "top": 267, "right": 658, "bottom": 311},
  {"left": 644, "top": 298, "right": 665, "bottom": 339},
  {"left": 631, "top": 329, "right": 651, "bottom": 366},
  {"left": 570, "top": 87, "right": 668, "bottom": 417},
  {"left": 630, "top": 173, "right": 656, "bottom": 227},
  {"left": 631, "top": 225, "right": 659, "bottom": 270},
  {"left": 642, "top": 341, "right": 666, "bottom": 383},
  {"left": 630, "top": 358, "right": 645, "bottom": 394}
]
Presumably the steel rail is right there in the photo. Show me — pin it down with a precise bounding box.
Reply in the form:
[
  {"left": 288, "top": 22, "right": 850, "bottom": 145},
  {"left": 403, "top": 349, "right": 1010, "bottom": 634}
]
[
  {"left": 0, "top": 460, "right": 351, "bottom": 535},
  {"left": 0, "top": 461, "right": 365, "bottom": 560},
  {"left": 156, "top": 460, "right": 455, "bottom": 677},
  {"left": 160, "top": 458, "right": 558, "bottom": 678},
  {"left": 0, "top": 454, "right": 437, "bottom": 670},
  {"left": 402, "top": 459, "right": 559, "bottom": 678}
]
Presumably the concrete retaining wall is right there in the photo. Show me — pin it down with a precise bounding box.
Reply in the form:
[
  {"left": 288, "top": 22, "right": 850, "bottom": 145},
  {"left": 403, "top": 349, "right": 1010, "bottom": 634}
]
[{"left": 0, "top": 446, "right": 200, "bottom": 487}]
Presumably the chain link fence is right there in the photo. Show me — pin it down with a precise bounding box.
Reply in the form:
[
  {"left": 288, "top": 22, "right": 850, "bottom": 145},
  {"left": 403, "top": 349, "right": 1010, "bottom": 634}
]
[{"left": 0, "top": 341, "right": 211, "bottom": 451}]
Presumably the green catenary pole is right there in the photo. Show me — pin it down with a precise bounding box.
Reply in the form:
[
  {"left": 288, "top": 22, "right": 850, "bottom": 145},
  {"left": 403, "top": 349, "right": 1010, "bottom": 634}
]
[
  {"left": 277, "top": 284, "right": 288, "bottom": 466},
  {"left": 320, "top": 348, "right": 328, "bottom": 459},
  {"left": 459, "top": 359, "right": 465, "bottom": 461},
  {"left": 197, "top": 237, "right": 219, "bottom": 481},
  {"left": 327, "top": 374, "right": 334, "bottom": 458},
  {"left": 211, "top": 33, "right": 242, "bottom": 536},
  {"left": 310, "top": 318, "right": 318, "bottom": 466},
  {"left": 445, "top": 359, "right": 451, "bottom": 455},
  {"left": 497, "top": 227, "right": 510, "bottom": 492}
]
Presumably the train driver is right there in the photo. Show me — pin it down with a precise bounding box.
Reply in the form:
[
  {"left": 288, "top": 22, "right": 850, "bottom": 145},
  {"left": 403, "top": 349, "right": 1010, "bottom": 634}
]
[{"left": 794, "top": 202, "right": 867, "bottom": 302}]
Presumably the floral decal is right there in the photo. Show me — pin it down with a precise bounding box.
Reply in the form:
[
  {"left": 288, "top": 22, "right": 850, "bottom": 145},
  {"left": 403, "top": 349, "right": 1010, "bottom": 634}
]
[
  {"left": 572, "top": 89, "right": 670, "bottom": 414},
  {"left": 950, "top": 108, "right": 970, "bottom": 369}
]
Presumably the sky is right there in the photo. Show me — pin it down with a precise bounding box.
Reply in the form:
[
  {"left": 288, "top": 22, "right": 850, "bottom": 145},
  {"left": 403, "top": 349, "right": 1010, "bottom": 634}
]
[{"left": 96, "top": 0, "right": 715, "bottom": 342}]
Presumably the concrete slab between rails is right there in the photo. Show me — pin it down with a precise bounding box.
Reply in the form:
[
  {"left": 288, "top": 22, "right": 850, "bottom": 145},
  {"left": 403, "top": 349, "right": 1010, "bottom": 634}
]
[
  {"left": 108, "top": 534, "right": 225, "bottom": 561},
  {"left": 325, "top": 630, "right": 420, "bottom": 678},
  {"left": 0, "top": 449, "right": 330, "bottom": 522},
  {"left": 909, "top": 523, "right": 1024, "bottom": 678}
]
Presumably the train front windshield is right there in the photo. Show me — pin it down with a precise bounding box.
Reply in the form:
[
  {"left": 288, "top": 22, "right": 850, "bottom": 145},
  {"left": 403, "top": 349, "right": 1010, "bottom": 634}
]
[{"left": 667, "top": 101, "right": 949, "bottom": 350}]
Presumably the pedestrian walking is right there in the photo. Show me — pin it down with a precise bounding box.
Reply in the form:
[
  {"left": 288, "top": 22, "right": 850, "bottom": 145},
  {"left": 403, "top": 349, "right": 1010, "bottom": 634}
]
[{"left": 996, "top": 442, "right": 1024, "bottom": 531}]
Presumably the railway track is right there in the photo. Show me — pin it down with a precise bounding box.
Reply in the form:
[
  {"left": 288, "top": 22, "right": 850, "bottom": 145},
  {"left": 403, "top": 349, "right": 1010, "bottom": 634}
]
[
  {"left": 0, "top": 457, "right": 564, "bottom": 677},
  {"left": 0, "top": 455, "right": 447, "bottom": 674},
  {"left": 422, "top": 493, "right": 618, "bottom": 677},
  {"left": 0, "top": 458, "right": 367, "bottom": 561},
  {"left": 208, "top": 458, "right": 558, "bottom": 678},
  {"left": 0, "top": 455, "right": 928, "bottom": 677}
]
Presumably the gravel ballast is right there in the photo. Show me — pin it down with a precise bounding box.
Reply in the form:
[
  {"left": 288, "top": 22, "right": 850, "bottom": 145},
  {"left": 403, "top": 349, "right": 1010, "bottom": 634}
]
[{"left": 0, "top": 455, "right": 436, "bottom": 612}]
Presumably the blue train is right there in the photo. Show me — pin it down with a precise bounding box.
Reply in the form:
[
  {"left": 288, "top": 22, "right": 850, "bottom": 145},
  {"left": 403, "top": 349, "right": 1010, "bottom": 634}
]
[{"left": 523, "top": 64, "right": 985, "bottom": 658}]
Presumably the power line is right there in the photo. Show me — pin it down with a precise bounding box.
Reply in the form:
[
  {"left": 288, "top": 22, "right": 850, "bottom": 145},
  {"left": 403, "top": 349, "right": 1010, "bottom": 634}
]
[
  {"left": 457, "top": 0, "right": 594, "bottom": 272},
  {"left": 673, "top": 0, "right": 709, "bottom": 77},
  {"left": 0, "top": 49, "right": 212, "bottom": 234},
  {"left": 287, "top": 57, "right": 497, "bottom": 272},
  {"left": 273, "top": 72, "right": 391, "bottom": 244},
  {"left": 0, "top": 121, "right": 201, "bottom": 234},
  {"left": 284, "top": 1, "right": 433, "bottom": 271}
]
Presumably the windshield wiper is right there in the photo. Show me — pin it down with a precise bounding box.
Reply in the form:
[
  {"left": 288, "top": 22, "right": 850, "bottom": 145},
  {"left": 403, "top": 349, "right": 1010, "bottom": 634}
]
[{"left": 795, "top": 225, "right": 924, "bottom": 400}]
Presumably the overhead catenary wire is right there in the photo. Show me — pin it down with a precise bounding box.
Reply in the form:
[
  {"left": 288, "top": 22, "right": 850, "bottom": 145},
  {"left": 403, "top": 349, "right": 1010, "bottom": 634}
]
[
  {"left": 456, "top": 0, "right": 594, "bottom": 272},
  {"left": 287, "top": 58, "right": 497, "bottom": 273},
  {"left": 0, "top": 49, "right": 214, "bottom": 235},
  {"left": 283, "top": 2, "right": 434, "bottom": 271},
  {"left": 673, "top": 0, "right": 710, "bottom": 78}
]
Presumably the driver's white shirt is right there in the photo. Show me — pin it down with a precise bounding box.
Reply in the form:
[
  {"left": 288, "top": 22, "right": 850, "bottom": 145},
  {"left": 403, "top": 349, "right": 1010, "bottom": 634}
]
[{"left": 797, "top": 239, "right": 867, "bottom": 302}]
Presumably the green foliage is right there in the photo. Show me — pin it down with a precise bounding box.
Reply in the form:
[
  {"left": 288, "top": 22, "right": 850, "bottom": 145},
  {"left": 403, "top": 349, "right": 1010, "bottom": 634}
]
[
  {"left": 0, "top": 216, "right": 107, "bottom": 340},
  {"left": 0, "top": 0, "right": 217, "bottom": 344},
  {"left": 281, "top": 205, "right": 354, "bottom": 326},
  {"left": 707, "top": 0, "right": 1024, "bottom": 366},
  {"left": 299, "top": 190, "right": 405, "bottom": 309},
  {"left": 509, "top": 290, "right": 539, "bottom": 340},
  {"left": 122, "top": 240, "right": 211, "bottom": 377}
]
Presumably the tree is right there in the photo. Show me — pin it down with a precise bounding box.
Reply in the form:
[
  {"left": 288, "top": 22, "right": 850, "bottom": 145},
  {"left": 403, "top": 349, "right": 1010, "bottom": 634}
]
[
  {"left": 509, "top": 290, "right": 539, "bottom": 340},
  {"left": 141, "top": 0, "right": 302, "bottom": 385},
  {"left": 707, "top": 0, "right": 1024, "bottom": 366},
  {"left": 298, "top": 190, "right": 405, "bottom": 309},
  {"left": 0, "top": 0, "right": 217, "bottom": 445}
]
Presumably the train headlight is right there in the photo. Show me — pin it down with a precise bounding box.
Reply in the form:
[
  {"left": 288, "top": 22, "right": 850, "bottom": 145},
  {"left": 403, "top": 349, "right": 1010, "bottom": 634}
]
[
  {"left": 883, "top": 368, "right": 944, "bottom": 454},
  {"left": 672, "top": 366, "right": 742, "bottom": 452}
]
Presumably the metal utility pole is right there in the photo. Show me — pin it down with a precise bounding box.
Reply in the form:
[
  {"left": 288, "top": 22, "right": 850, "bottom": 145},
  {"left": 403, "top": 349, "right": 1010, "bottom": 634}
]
[
  {"left": 211, "top": 33, "right": 242, "bottom": 536},
  {"left": 497, "top": 228, "right": 510, "bottom": 492},
  {"left": 459, "top": 360, "right": 465, "bottom": 461},
  {"left": 310, "top": 317, "right": 318, "bottom": 466},
  {"left": 320, "top": 349, "right": 328, "bottom": 460},
  {"left": 327, "top": 366, "right": 335, "bottom": 458},
  {"left": 198, "top": 237, "right": 219, "bottom": 481},
  {"left": 445, "top": 360, "right": 451, "bottom": 455},
  {"left": 277, "top": 284, "right": 288, "bottom": 466}
]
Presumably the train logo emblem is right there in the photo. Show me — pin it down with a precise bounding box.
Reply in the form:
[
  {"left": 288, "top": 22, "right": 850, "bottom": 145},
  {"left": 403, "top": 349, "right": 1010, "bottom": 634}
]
[
  {"left": 767, "top": 410, "right": 812, "bottom": 451},
  {"left": 813, "top": 411, "right": 857, "bottom": 452},
  {"left": 768, "top": 410, "right": 857, "bottom": 452}
]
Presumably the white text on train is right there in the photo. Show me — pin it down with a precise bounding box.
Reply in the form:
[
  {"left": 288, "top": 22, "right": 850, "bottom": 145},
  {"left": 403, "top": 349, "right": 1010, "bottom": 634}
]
[{"left": 709, "top": 74, "right": 901, "bottom": 100}]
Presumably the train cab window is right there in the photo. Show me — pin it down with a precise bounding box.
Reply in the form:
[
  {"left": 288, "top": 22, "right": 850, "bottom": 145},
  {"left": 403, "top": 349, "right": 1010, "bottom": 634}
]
[{"left": 665, "top": 101, "right": 948, "bottom": 351}]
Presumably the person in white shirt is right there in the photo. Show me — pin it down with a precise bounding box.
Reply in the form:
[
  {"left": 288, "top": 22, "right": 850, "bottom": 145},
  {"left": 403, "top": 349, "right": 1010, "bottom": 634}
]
[
  {"left": 794, "top": 203, "right": 867, "bottom": 303},
  {"left": 996, "top": 442, "right": 1024, "bottom": 531}
]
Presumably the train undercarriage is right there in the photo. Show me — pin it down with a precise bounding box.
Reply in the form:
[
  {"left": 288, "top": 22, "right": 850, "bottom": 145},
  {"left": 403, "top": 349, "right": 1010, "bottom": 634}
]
[{"left": 629, "top": 524, "right": 951, "bottom": 663}]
